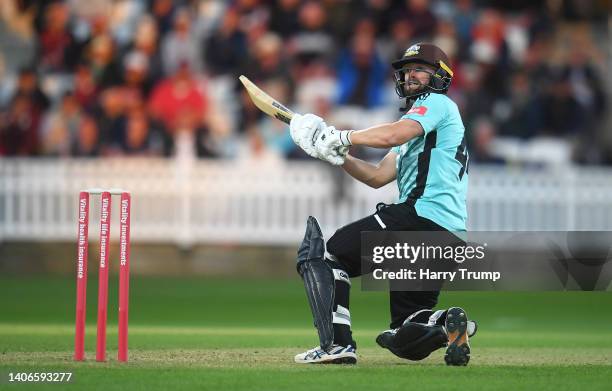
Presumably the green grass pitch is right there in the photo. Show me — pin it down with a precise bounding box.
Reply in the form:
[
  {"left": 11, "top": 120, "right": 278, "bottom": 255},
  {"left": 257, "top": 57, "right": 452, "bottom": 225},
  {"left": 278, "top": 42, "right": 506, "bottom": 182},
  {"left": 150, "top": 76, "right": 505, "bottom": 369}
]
[{"left": 1, "top": 276, "right": 611, "bottom": 390}]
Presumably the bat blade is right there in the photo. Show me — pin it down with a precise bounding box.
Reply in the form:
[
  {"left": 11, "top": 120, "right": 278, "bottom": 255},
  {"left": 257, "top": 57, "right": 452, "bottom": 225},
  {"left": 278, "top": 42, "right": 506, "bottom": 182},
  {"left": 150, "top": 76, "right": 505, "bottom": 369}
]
[{"left": 239, "top": 75, "right": 295, "bottom": 124}]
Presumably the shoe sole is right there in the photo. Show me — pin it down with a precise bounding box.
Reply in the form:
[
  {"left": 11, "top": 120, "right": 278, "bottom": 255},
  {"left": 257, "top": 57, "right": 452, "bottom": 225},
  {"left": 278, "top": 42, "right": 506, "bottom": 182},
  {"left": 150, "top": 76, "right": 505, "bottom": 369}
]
[
  {"left": 295, "top": 353, "right": 357, "bottom": 365},
  {"left": 320, "top": 355, "right": 357, "bottom": 364},
  {"left": 468, "top": 320, "right": 478, "bottom": 338},
  {"left": 444, "top": 307, "right": 470, "bottom": 366}
]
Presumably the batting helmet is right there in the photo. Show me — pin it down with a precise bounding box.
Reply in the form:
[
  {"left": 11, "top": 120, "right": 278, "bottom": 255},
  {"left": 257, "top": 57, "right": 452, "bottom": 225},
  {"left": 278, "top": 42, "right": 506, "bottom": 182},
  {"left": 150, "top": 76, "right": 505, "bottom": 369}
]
[{"left": 392, "top": 43, "right": 454, "bottom": 98}]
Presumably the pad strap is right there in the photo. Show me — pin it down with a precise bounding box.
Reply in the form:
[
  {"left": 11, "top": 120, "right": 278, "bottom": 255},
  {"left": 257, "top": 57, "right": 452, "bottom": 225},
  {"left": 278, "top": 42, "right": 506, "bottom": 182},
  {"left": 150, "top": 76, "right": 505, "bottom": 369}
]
[
  {"left": 333, "top": 304, "right": 351, "bottom": 326},
  {"left": 332, "top": 268, "right": 351, "bottom": 286}
]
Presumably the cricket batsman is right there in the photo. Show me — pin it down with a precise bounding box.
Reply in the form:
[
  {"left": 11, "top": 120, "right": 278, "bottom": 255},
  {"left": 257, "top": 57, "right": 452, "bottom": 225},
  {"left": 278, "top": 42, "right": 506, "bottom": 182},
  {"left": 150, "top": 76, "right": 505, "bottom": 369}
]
[{"left": 289, "top": 43, "right": 477, "bottom": 365}]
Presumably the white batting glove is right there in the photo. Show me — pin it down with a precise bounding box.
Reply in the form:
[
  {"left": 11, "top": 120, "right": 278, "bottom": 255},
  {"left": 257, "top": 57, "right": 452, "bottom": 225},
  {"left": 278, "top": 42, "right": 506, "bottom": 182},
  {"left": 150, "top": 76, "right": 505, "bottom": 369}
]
[
  {"left": 314, "top": 125, "right": 353, "bottom": 165},
  {"left": 289, "top": 113, "right": 325, "bottom": 159},
  {"left": 323, "top": 145, "right": 349, "bottom": 166}
]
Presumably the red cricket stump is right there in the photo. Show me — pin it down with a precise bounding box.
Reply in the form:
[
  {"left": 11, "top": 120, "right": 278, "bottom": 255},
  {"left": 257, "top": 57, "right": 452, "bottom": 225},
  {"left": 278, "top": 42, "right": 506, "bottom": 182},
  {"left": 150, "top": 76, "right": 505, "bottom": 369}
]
[
  {"left": 74, "top": 192, "right": 90, "bottom": 361},
  {"left": 118, "top": 192, "right": 131, "bottom": 362},
  {"left": 96, "top": 191, "right": 112, "bottom": 362}
]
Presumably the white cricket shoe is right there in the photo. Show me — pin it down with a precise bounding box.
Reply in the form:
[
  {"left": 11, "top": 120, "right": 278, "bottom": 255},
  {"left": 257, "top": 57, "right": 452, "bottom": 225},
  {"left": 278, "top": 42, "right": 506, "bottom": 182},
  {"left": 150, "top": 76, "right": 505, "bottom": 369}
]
[{"left": 294, "top": 344, "right": 357, "bottom": 364}]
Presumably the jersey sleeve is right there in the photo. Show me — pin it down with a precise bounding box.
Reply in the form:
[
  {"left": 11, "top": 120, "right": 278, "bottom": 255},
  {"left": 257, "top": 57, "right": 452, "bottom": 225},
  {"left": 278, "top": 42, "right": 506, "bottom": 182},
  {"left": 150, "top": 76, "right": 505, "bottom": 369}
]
[
  {"left": 391, "top": 146, "right": 400, "bottom": 154},
  {"left": 400, "top": 94, "right": 448, "bottom": 134}
]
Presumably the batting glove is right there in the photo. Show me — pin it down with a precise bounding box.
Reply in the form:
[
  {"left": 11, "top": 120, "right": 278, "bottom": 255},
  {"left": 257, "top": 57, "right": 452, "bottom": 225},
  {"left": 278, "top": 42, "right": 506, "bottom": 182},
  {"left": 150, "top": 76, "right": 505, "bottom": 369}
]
[
  {"left": 289, "top": 113, "right": 325, "bottom": 159},
  {"left": 323, "top": 145, "right": 350, "bottom": 166},
  {"left": 314, "top": 125, "right": 353, "bottom": 165}
]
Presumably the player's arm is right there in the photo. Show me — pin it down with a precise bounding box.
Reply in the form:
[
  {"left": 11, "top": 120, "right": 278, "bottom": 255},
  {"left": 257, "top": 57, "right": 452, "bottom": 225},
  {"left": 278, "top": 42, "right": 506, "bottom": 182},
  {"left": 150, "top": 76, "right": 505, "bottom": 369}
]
[
  {"left": 349, "top": 119, "right": 424, "bottom": 148},
  {"left": 341, "top": 150, "right": 398, "bottom": 189}
]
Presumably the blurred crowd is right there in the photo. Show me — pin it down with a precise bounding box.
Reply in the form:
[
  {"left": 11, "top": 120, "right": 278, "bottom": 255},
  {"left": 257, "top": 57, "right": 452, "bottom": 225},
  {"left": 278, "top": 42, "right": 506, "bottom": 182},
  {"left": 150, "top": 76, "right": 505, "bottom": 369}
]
[{"left": 0, "top": 0, "right": 609, "bottom": 164}]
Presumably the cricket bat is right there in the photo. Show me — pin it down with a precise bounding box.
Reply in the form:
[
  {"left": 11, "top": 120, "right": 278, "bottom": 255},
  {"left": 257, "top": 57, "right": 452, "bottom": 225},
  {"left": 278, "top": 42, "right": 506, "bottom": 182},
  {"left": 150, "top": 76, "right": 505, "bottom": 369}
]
[{"left": 238, "top": 75, "right": 295, "bottom": 124}]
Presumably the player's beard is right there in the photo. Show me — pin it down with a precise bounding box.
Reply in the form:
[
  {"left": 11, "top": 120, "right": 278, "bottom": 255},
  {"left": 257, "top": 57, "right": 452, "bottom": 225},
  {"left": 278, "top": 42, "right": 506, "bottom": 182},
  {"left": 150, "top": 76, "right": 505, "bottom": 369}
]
[{"left": 406, "top": 79, "right": 425, "bottom": 94}]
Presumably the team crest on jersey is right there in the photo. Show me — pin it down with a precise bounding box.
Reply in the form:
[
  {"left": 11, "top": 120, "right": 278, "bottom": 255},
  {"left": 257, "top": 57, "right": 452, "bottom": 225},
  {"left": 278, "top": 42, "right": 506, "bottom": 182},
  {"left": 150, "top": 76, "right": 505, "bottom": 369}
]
[
  {"left": 404, "top": 44, "right": 420, "bottom": 57},
  {"left": 407, "top": 106, "right": 428, "bottom": 115}
]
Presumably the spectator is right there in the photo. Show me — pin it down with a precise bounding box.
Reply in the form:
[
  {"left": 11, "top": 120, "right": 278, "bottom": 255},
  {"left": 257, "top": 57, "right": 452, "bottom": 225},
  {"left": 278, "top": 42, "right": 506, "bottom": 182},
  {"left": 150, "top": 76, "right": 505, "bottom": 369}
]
[
  {"left": 291, "top": 1, "right": 334, "bottom": 63},
  {"left": 160, "top": 8, "right": 201, "bottom": 76},
  {"left": 95, "top": 87, "right": 127, "bottom": 154},
  {"left": 395, "top": 0, "right": 437, "bottom": 40},
  {"left": 540, "top": 68, "right": 584, "bottom": 136},
  {"left": 203, "top": 7, "right": 247, "bottom": 77},
  {"left": 380, "top": 16, "right": 414, "bottom": 63},
  {"left": 65, "top": 14, "right": 109, "bottom": 72},
  {"left": 0, "top": 94, "right": 41, "bottom": 156},
  {"left": 148, "top": 62, "right": 207, "bottom": 135},
  {"left": 72, "top": 115, "right": 100, "bottom": 157},
  {"left": 125, "top": 102, "right": 172, "bottom": 157},
  {"left": 150, "top": 0, "right": 175, "bottom": 36},
  {"left": 234, "top": 0, "right": 270, "bottom": 42},
  {"left": 122, "top": 106, "right": 153, "bottom": 155},
  {"left": 433, "top": 19, "right": 458, "bottom": 64},
  {"left": 108, "top": 0, "right": 145, "bottom": 47},
  {"left": 566, "top": 45, "right": 606, "bottom": 129},
  {"left": 37, "top": 2, "right": 73, "bottom": 72},
  {"left": 86, "top": 35, "right": 122, "bottom": 88},
  {"left": 73, "top": 63, "right": 98, "bottom": 111},
  {"left": 336, "top": 19, "right": 386, "bottom": 108},
  {"left": 269, "top": 0, "right": 301, "bottom": 39},
  {"left": 362, "top": 0, "right": 395, "bottom": 38},
  {"left": 10, "top": 67, "right": 50, "bottom": 112},
  {"left": 453, "top": 63, "right": 494, "bottom": 130},
  {"left": 128, "top": 15, "right": 164, "bottom": 85},
  {"left": 469, "top": 117, "right": 505, "bottom": 164},
  {"left": 497, "top": 71, "right": 542, "bottom": 139},
  {"left": 522, "top": 35, "right": 551, "bottom": 96},
  {"left": 294, "top": 60, "right": 336, "bottom": 113},
  {"left": 452, "top": 0, "right": 477, "bottom": 60},
  {"left": 470, "top": 8, "right": 507, "bottom": 67},
  {"left": 322, "top": 0, "right": 355, "bottom": 45},
  {"left": 121, "top": 50, "right": 154, "bottom": 100},
  {"left": 40, "top": 92, "right": 82, "bottom": 156},
  {"left": 241, "top": 33, "right": 290, "bottom": 97}
]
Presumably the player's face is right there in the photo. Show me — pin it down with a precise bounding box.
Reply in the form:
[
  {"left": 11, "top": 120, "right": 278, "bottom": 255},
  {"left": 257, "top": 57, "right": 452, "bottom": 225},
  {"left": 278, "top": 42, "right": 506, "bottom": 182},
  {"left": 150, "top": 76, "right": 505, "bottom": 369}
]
[{"left": 403, "top": 64, "right": 436, "bottom": 93}]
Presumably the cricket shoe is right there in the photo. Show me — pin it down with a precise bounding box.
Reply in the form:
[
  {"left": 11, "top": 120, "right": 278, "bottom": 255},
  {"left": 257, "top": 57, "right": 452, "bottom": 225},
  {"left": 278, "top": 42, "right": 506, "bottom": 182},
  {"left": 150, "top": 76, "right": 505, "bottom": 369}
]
[
  {"left": 444, "top": 307, "right": 471, "bottom": 366},
  {"left": 376, "top": 322, "right": 447, "bottom": 361},
  {"left": 294, "top": 344, "right": 357, "bottom": 364},
  {"left": 376, "top": 318, "right": 478, "bottom": 361}
]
